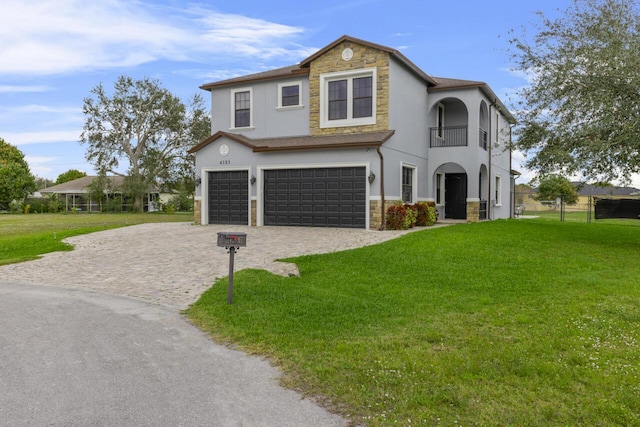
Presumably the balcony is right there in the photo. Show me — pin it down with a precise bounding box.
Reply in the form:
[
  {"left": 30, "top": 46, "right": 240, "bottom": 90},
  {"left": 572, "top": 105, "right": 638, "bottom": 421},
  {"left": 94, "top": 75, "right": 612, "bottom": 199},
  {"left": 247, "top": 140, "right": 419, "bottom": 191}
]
[{"left": 430, "top": 125, "right": 467, "bottom": 148}]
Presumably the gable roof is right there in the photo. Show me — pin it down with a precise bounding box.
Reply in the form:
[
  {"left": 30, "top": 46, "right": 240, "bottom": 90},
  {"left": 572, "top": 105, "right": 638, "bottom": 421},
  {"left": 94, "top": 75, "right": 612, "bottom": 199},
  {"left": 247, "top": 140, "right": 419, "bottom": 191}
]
[
  {"left": 39, "top": 176, "right": 161, "bottom": 194},
  {"left": 199, "top": 35, "right": 440, "bottom": 90},
  {"left": 574, "top": 182, "right": 640, "bottom": 197},
  {"left": 200, "top": 65, "right": 308, "bottom": 90},
  {"left": 189, "top": 130, "right": 395, "bottom": 154},
  {"left": 40, "top": 176, "right": 125, "bottom": 194},
  {"left": 299, "top": 35, "right": 438, "bottom": 86}
]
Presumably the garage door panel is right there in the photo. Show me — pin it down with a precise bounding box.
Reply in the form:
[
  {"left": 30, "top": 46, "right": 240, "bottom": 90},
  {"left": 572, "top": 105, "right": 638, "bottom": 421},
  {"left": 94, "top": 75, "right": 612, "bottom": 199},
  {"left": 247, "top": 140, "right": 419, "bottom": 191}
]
[
  {"left": 208, "top": 171, "right": 248, "bottom": 225},
  {"left": 264, "top": 167, "right": 365, "bottom": 228}
]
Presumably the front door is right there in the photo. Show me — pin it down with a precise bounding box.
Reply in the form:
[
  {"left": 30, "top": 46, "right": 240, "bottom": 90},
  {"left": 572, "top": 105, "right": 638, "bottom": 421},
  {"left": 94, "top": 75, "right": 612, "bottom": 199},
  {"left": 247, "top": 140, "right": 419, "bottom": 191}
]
[{"left": 445, "top": 173, "right": 467, "bottom": 219}]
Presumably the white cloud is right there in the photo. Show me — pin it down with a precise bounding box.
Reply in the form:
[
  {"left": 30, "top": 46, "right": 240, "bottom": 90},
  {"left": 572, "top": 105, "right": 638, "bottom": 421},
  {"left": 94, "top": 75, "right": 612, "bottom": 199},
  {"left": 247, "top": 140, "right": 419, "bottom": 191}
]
[
  {"left": 0, "top": 0, "right": 312, "bottom": 75},
  {"left": 0, "top": 85, "right": 51, "bottom": 93},
  {"left": 511, "top": 149, "right": 537, "bottom": 185},
  {"left": 1, "top": 104, "right": 80, "bottom": 114},
  {"left": 4, "top": 130, "right": 81, "bottom": 146},
  {"left": 24, "top": 155, "right": 58, "bottom": 178}
]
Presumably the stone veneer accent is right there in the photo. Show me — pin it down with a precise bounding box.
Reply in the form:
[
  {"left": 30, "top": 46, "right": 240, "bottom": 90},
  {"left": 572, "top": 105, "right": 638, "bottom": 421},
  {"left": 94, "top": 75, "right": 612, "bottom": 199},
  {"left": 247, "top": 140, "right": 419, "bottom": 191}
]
[
  {"left": 251, "top": 199, "right": 257, "bottom": 226},
  {"left": 193, "top": 199, "right": 202, "bottom": 225},
  {"left": 369, "top": 199, "right": 401, "bottom": 230},
  {"left": 309, "top": 41, "right": 390, "bottom": 136},
  {"left": 466, "top": 200, "right": 480, "bottom": 223}
]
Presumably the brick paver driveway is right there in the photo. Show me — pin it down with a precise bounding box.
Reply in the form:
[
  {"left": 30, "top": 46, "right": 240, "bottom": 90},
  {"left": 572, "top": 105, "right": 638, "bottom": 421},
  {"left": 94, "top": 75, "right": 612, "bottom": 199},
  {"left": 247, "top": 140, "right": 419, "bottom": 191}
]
[{"left": 0, "top": 222, "right": 425, "bottom": 309}]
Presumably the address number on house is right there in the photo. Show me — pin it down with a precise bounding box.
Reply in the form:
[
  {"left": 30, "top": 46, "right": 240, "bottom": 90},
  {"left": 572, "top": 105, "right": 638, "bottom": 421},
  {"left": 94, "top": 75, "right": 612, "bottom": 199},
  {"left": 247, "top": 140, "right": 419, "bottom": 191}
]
[{"left": 219, "top": 160, "right": 230, "bottom": 165}]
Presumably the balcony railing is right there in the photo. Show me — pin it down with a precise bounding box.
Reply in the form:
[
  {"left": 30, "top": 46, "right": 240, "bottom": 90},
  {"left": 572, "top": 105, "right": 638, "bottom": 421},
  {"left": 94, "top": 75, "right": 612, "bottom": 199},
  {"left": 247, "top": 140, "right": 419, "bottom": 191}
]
[
  {"left": 479, "top": 128, "right": 488, "bottom": 150},
  {"left": 430, "top": 125, "right": 467, "bottom": 148}
]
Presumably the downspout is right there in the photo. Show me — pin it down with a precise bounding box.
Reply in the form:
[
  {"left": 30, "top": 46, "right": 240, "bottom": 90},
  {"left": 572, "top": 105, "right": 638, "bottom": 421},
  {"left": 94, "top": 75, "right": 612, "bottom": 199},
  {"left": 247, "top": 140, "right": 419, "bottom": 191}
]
[
  {"left": 488, "top": 105, "right": 492, "bottom": 221},
  {"left": 488, "top": 99, "right": 498, "bottom": 221},
  {"left": 509, "top": 123, "right": 515, "bottom": 218},
  {"left": 377, "top": 146, "right": 386, "bottom": 230}
]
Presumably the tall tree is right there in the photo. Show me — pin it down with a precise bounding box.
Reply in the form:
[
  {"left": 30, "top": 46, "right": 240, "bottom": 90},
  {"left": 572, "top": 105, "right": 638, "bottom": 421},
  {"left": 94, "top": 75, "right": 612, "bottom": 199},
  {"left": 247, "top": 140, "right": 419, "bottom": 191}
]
[
  {"left": 35, "top": 176, "right": 55, "bottom": 189},
  {"left": 533, "top": 175, "right": 579, "bottom": 205},
  {"left": 55, "top": 169, "right": 87, "bottom": 185},
  {"left": 80, "top": 76, "right": 210, "bottom": 211},
  {"left": 508, "top": 0, "right": 640, "bottom": 183},
  {"left": 0, "top": 138, "right": 37, "bottom": 209}
]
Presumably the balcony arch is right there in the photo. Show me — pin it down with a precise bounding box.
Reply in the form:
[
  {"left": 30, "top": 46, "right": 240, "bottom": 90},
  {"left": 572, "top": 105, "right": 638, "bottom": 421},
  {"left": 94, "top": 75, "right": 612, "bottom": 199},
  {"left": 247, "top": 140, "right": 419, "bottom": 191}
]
[
  {"left": 429, "top": 97, "right": 469, "bottom": 148},
  {"left": 479, "top": 101, "right": 489, "bottom": 150}
]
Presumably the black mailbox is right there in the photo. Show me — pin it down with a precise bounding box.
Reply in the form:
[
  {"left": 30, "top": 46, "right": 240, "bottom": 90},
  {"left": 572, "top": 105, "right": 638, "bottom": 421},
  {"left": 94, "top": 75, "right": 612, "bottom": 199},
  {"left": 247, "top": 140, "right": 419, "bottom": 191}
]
[
  {"left": 217, "top": 232, "right": 247, "bottom": 248},
  {"left": 217, "top": 232, "right": 247, "bottom": 305}
]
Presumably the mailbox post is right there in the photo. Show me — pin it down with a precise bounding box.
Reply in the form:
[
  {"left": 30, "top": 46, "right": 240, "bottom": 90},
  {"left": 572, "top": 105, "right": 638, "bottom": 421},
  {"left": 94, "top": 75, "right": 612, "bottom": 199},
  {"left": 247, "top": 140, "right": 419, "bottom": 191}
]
[{"left": 216, "top": 232, "right": 247, "bottom": 304}]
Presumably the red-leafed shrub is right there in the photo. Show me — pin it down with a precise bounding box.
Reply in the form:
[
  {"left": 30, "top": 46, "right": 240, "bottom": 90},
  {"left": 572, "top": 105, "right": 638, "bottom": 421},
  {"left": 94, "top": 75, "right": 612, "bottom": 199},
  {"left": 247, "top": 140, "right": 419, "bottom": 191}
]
[
  {"left": 386, "top": 202, "right": 417, "bottom": 230},
  {"left": 386, "top": 203, "right": 407, "bottom": 230}
]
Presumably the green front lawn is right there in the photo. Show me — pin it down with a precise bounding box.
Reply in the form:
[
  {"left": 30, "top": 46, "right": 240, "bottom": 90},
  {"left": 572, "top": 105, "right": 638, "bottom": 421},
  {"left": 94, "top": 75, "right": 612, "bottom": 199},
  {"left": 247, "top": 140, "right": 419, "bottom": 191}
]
[
  {"left": 186, "top": 219, "right": 640, "bottom": 425},
  {"left": 0, "top": 212, "right": 191, "bottom": 265}
]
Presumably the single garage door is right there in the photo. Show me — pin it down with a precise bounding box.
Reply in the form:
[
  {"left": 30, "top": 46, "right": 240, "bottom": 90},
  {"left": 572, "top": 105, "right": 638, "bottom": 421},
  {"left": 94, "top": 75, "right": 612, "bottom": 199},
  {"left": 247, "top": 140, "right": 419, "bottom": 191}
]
[
  {"left": 208, "top": 170, "right": 248, "bottom": 225},
  {"left": 264, "top": 167, "right": 366, "bottom": 228}
]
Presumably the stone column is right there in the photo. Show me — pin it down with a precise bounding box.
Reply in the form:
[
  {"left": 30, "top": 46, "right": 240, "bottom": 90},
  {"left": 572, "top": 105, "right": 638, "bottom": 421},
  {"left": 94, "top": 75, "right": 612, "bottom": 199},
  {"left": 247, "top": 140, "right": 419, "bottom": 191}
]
[
  {"left": 193, "top": 199, "right": 202, "bottom": 225},
  {"left": 466, "top": 198, "right": 480, "bottom": 223}
]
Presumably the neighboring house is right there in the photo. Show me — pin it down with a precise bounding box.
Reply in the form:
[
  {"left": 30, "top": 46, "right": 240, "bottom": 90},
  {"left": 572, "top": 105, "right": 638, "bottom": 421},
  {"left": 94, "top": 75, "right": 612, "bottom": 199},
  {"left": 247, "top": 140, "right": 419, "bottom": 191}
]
[
  {"left": 575, "top": 183, "right": 640, "bottom": 200},
  {"left": 517, "top": 182, "right": 640, "bottom": 212},
  {"left": 189, "top": 35, "right": 517, "bottom": 229},
  {"left": 39, "top": 176, "right": 167, "bottom": 212}
]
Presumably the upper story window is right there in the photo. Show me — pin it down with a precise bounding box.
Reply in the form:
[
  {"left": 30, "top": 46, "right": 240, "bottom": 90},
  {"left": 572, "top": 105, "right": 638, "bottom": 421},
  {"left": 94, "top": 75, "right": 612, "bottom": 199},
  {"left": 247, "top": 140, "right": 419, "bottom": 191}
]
[
  {"left": 230, "top": 87, "right": 253, "bottom": 129},
  {"left": 320, "top": 68, "right": 376, "bottom": 128},
  {"left": 277, "top": 81, "right": 303, "bottom": 109}
]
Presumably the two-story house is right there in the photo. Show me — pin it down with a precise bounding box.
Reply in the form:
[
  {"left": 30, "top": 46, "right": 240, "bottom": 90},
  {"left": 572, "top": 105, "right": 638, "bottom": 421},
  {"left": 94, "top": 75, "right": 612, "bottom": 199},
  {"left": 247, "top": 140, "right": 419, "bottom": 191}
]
[{"left": 189, "top": 35, "right": 517, "bottom": 229}]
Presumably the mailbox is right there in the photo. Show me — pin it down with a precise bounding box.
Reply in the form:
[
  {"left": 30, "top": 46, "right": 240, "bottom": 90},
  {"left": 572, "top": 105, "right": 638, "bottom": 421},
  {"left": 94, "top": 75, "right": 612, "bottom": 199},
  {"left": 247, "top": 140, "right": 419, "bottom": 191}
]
[{"left": 217, "top": 232, "right": 247, "bottom": 248}]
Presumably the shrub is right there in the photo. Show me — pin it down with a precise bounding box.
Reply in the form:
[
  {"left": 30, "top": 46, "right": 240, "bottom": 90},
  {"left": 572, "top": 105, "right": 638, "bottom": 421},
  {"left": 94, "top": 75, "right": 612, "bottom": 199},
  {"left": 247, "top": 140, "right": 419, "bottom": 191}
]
[
  {"left": 47, "top": 195, "right": 64, "bottom": 213},
  {"left": 25, "top": 197, "right": 48, "bottom": 213},
  {"left": 386, "top": 202, "right": 417, "bottom": 230},
  {"left": 404, "top": 204, "right": 417, "bottom": 229},
  {"left": 9, "top": 200, "right": 22, "bottom": 213},
  {"left": 168, "top": 192, "right": 193, "bottom": 212},
  {"left": 410, "top": 202, "right": 438, "bottom": 227},
  {"left": 414, "top": 202, "right": 429, "bottom": 226},
  {"left": 386, "top": 203, "right": 407, "bottom": 230}
]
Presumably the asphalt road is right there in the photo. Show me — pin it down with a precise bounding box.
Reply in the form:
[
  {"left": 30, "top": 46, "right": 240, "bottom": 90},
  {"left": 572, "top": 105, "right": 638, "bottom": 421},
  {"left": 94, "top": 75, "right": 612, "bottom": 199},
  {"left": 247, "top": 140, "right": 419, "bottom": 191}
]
[{"left": 0, "top": 282, "right": 345, "bottom": 427}]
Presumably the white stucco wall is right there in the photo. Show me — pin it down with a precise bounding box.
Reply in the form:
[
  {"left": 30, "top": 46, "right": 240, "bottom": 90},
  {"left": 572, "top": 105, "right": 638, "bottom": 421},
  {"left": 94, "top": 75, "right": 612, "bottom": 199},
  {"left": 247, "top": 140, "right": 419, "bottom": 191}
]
[{"left": 209, "top": 78, "right": 310, "bottom": 138}]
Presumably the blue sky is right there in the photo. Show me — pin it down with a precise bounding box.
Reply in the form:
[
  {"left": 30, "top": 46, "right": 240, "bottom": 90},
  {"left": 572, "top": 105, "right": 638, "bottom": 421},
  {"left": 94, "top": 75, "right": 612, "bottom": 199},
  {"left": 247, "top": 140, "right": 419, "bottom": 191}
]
[{"left": 2, "top": 0, "right": 588, "bottom": 186}]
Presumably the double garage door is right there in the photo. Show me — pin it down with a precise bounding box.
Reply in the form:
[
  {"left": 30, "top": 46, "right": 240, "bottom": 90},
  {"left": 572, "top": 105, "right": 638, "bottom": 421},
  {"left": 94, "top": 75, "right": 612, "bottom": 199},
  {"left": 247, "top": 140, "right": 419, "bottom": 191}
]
[{"left": 208, "top": 167, "right": 366, "bottom": 228}]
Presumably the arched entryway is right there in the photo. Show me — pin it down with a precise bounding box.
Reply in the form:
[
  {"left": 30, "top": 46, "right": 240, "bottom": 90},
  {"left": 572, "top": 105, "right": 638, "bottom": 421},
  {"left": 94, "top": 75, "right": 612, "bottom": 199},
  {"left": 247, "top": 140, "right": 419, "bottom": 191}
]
[{"left": 434, "top": 163, "right": 468, "bottom": 220}]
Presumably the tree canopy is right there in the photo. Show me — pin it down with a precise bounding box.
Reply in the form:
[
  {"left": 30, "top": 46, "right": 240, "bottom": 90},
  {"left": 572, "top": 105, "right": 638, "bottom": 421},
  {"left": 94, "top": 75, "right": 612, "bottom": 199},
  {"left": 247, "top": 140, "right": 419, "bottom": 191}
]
[
  {"left": 55, "top": 169, "right": 87, "bottom": 185},
  {"left": 80, "top": 76, "right": 210, "bottom": 211},
  {"left": 0, "top": 138, "right": 37, "bottom": 208},
  {"left": 533, "top": 175, "right": 579, "bottom": 205},
  {"left": 509, "top": 0, "right": 640, "bottom": 184}
]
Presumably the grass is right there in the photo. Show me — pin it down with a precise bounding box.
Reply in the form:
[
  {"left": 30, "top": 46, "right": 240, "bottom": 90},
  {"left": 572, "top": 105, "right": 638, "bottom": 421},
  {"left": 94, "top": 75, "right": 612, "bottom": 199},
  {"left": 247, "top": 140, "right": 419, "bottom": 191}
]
[
  {"left": 0, "top": 212, "right": 191, "bottom": 265},
  {"left": 186, "top": 218, "right": 640, "bottom": 426}
]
